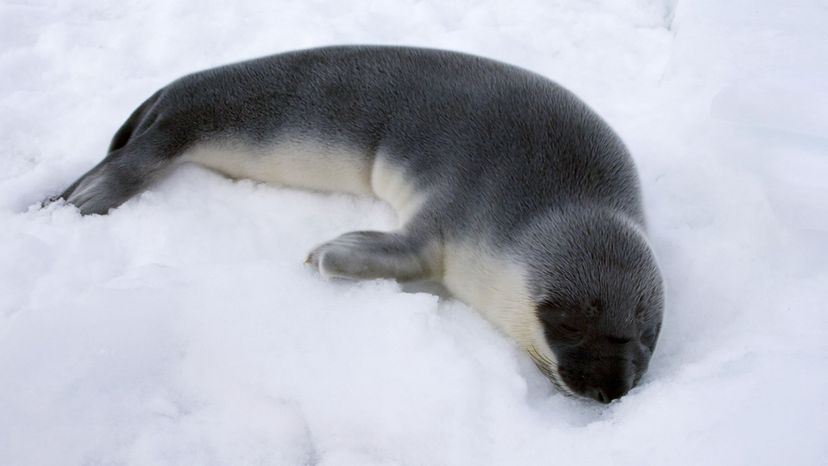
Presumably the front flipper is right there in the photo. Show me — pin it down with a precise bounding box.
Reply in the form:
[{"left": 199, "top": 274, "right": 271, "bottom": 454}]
[{"left": 306, "top": 231, "right": 437, "bottom": 282}]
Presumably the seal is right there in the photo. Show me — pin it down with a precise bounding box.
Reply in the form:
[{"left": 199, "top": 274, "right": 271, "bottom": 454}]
[{"left": 52, "top": 46, "right": 665, "bottom": 403}]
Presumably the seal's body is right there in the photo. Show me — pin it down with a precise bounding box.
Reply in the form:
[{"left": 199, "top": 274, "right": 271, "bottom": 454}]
[{"left": 56, "top": 46, "right": 664, "bottom": 402}]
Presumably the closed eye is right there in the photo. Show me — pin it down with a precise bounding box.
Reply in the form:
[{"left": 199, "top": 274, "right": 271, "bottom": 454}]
[
  {"left": 559, "top": 324, "right": 581, "bottom": 334},
  {"left": 606, "top": 336, "right": 632, "bottom": 345}
]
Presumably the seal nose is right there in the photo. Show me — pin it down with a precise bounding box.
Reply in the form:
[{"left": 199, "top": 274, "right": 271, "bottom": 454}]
[
  {"left": 587, "top": 387, "right": 608, "bottom": 403},
  {"left": 586, "top": 379, "right": 631, "bottom": 403}
]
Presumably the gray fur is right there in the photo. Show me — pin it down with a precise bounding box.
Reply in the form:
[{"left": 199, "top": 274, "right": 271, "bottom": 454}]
[{"left": 53, "top": 45, "right": 665, "bottom": 403}]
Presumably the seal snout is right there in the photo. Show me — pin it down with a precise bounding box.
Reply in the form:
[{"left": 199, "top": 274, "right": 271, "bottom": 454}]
[
  {"left": 583, "top": 357, "right": 636, "bottom": 403},
  {"left": 585, "top": 376, "right": 632, "bottom": 404},
  {"left": 558, "top": 356, "right": 636, "bottom": 403}
]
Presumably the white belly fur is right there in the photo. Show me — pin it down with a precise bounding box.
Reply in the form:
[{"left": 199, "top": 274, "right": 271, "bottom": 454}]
[
  {"left": 443, "top": 242, "right": 543, "bottom": 349},
  {"left": 181, "top": 140, "right": 427, "bottom": 227},
  {"left": 370, "top": 152, "right": 427, "bottom": 226},
  {"left": 180, "top": 139, "right": 374, "bottom": 195}
]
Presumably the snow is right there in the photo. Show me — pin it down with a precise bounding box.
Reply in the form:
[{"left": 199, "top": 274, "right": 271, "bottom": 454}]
[{"left": 1, "top": 0, "right": 826, "bottom": 464}]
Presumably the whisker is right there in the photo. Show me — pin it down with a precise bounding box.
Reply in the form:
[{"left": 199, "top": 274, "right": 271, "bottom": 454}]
[{"left": 528, "top": 346, "right": 578, "bottom": 397}]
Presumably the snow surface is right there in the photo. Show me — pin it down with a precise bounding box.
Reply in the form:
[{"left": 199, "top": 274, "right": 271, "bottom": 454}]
[{"left": 1, "top": 0, "right": 827, "bottom": 464}]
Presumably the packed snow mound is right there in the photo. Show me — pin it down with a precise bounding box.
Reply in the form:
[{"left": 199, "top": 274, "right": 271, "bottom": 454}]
[{"left": 1, "top": 0, "right": 826, "bottom": 464}]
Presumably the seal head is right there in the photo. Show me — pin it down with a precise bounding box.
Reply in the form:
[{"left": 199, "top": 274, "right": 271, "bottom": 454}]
[{"left": 525, "top": 208, "right": 664, "bottom": 403}]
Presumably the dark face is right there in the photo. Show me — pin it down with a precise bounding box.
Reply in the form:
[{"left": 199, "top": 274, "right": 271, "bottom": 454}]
[
  {"left": 522, "top": 208, "right": 665, "bottom": 402},
  {"left": 534, "top": 296, "right": 662, "bottom": 403}
]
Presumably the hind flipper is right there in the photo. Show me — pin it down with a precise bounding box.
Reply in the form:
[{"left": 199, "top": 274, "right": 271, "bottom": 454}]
[
  {"left": 44, "top": 90, "right": 169, "bottom": 214},
  {"left": 107, "top": 90, "right": 162, "bottom": 153},
  {"left": 306, "top": 231, "right": 438, "bottom": 282},
  {"left": 58, "top": 135, "right": 176, "bottom": 215}
]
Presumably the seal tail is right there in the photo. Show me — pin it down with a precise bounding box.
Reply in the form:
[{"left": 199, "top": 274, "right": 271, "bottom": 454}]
[{"left": 52, "top": 91, "right": 180, "bottom": 215}]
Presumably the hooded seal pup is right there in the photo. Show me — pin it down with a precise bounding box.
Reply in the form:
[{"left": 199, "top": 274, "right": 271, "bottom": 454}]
[{"left": 52, "top": 45, "right": 665, "bottom": 403}]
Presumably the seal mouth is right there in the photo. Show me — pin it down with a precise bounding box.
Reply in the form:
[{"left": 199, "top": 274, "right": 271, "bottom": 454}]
[{"left": 528, "top": 346, "right": 577, "bottom": 397}]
